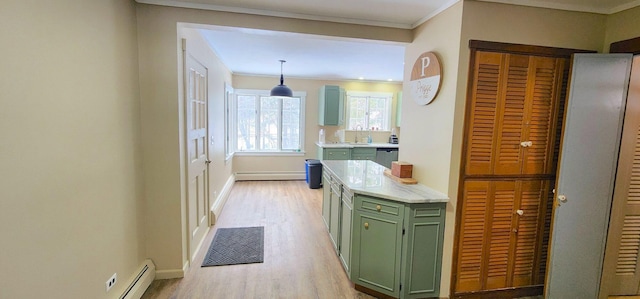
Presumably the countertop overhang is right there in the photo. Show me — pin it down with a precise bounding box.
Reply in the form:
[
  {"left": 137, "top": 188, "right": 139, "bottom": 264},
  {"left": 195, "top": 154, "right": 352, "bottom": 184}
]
[
  {"left": 316, "top": 142, "right": 399, "bottom": 148},
  {"left": 321, "top": 160, "right": 449, "bottom": 204}
]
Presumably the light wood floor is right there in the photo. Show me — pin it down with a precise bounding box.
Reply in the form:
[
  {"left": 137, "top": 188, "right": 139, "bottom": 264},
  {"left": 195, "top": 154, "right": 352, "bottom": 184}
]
[{"left": 142, "top": 180, "right": 375, "bottom": 299}]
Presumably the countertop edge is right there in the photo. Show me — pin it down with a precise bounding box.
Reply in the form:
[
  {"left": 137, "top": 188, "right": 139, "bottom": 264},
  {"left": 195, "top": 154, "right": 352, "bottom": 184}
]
[
  {"left": 316, "top": 141, "right": 399, "bottom": 149},
  {"left": 321, "top": 160, "right": 449, "bottom": 204}
]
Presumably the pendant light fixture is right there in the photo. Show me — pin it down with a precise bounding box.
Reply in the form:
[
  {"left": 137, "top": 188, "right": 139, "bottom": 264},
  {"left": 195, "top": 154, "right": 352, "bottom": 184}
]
[{"left": 270, "top": 59, "right": 293, "bottom": 97}]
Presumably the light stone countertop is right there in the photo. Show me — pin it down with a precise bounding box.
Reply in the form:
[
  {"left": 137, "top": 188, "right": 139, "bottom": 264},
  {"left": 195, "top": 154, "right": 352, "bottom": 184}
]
[
  {"left": 321, "top": 160, "right": 449, "bottom": 204},
  {"left": 316, "top": 141, "right": 399, "bottom": 148}
]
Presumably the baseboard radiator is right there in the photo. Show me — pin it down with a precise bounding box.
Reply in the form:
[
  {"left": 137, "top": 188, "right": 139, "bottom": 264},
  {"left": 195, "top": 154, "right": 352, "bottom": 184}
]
[
  {"left": 120, "top": 259, "right": 156, "bottom": 299},
  {"left": 235, "top": 171, "right": 305, "bottom": 181}
]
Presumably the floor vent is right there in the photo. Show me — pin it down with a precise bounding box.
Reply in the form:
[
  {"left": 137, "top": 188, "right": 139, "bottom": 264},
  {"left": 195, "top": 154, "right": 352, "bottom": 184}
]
[{"left": 120, "top": 259, "right": 155, "bottom": 299}]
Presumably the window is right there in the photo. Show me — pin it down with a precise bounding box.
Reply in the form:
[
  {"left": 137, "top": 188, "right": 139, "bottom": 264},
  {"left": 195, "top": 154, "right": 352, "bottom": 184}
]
[
  {"left": 346, "top": 91, "right": 393, "bottom": 131},
  {"left": 234, "top": 89, "right": 306, "bottom": 153},
  {"left": 224, "top": 83, "right": 234, "bottom": 161}
]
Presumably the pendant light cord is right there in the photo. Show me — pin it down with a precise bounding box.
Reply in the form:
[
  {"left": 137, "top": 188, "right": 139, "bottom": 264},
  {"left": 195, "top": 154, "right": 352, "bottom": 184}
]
[{"left": 279, "top": 60, "right": 286, "bottom": 85}]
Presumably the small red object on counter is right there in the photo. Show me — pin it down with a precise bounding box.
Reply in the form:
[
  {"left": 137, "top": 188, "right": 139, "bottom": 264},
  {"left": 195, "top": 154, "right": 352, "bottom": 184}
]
[{"left": 391, "top": 161, "right": 413, "bottom": 178}]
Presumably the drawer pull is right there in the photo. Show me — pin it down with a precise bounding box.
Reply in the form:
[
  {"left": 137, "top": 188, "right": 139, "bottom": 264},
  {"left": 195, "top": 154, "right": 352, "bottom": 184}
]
[
  {"left": 364, "top": 222, "right": 369, "bottom": 229},
  {"left": 376, "top": 205, "right": 381, "bottom": 211}
]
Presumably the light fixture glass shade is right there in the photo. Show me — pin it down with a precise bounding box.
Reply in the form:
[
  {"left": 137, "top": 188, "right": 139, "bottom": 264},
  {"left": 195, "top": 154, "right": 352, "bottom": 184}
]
[{"left": 270, "top": 60, "right": 293, "bottom": 97}]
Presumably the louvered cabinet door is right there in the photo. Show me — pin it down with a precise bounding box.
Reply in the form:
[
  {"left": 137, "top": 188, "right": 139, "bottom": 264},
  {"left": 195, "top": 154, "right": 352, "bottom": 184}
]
[
  {"left": 493, "top": 54, "right": 529, "bottom": 175},
  {"left": 485, "top": 181, "right": 518, "bottom": 290},
  {"left": 511, "top": 180, "right": 552, "bottom": 287},
  {"left": 521, "top": 57, "right": 564, "bottom": 175},
  {"left": 457, "top": 180, "right": 551, "bottom": 293},
  {"left": 602, "top": 56, "right": 640, "bottom": 295},
  {"left": 457, "top": 180, "right": 492, "bottom": 292},
  {"left": 465, "top": 52, "right": 504, "bottom": 175}
]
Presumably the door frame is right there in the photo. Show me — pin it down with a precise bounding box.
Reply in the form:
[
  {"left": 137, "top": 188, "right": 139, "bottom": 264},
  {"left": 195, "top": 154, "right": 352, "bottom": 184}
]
[{"left": 451, "top": 40, "right": 593, "bottom": 299}]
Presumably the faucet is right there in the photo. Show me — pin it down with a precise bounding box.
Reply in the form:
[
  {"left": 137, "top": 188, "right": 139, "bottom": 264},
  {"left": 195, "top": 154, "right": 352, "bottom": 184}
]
[{"left": 354, "top": 125, "right": 362, "bottom": 143}]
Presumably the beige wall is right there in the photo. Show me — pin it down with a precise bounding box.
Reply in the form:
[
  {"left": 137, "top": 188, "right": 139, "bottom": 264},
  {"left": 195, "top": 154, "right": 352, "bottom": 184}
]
[
  {"left": 604, "top": 6, "right": 640, "bottom": 51},
  {"left": 0, "top": 1, "right": 144, "bottom": 298},
  {"left": 135, "top": 3, "right": 412, "bottom": 275},
  {"left": 402, "top": 2, "right": 464, "bottom": 297},
  {"left": 232, "top": 76, "right": 402, "bottom": 175},
  {"left": 403, "top": 1, "right": 613, "bottom": 296}
]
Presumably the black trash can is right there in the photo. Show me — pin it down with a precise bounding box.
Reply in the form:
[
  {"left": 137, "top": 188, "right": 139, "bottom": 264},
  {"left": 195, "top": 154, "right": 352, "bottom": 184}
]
[{"left": 305, "top": 159, "right": 322, "bottom": 189}]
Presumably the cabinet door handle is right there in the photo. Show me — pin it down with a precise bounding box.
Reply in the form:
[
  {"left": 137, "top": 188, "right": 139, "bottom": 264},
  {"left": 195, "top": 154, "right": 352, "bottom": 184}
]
[
  {"left": 376, "top": 205, "right": 381, "bottom": 211},
  {"left": 520, "top": 141, "right": 533, "bottom": 147},
  {"left": 364, "top": 222, "right": 369, "bottom": 229}
]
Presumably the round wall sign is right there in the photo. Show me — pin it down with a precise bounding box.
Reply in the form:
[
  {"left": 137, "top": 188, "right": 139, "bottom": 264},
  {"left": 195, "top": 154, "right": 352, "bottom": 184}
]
[{"left": 409, "top": 52, "right": 442, "bottom": 105}]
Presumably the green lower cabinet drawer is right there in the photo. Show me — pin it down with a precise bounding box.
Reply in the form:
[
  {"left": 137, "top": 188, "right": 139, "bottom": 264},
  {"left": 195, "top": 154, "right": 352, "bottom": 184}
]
[
  {"left": 324, "top": 148, "right": 350, "bottom": 160},
  {"left": 351, "top": 148, "right": 376, "bottom": 160},
  {"left": 352, "top": 210, "right": 403, "bottom": 298}
]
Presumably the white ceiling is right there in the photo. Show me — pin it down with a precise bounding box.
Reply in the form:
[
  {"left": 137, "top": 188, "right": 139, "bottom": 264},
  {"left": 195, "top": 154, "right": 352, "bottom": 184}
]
[{"left": 139, "top": 0, "right": 640, "bottom": 82}]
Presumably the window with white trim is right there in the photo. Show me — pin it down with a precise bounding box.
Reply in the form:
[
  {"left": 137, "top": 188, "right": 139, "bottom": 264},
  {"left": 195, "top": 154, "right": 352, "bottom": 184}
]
[
  {"left": 224, "top": 84, "right": 234, "bottom": 161},
  {"left": 346, "top": 91, "right": 393, "bottom": 131},
  {"left": 234, "top": 89, "right": 306, "bottom": 153}
]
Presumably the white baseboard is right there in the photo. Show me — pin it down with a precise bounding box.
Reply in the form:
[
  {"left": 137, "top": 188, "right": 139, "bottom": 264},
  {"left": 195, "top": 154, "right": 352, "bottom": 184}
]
[
  {"left": 154, "top": 267, "right": 185, "bottom": 280},
  {"left": 120, "top": 259, "right": 155, "bottom": 299},
  {"left": 235, "top": 171, "right": 305, "bottom": 181},
  {"left": 210, "top": 174, "right": 236, "bottom": 225}
]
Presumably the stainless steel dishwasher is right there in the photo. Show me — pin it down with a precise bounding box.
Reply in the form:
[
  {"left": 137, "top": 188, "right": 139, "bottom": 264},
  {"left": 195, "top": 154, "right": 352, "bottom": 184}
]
[{"left": 375, "top": 148, "right": 399, "bottom": 168}]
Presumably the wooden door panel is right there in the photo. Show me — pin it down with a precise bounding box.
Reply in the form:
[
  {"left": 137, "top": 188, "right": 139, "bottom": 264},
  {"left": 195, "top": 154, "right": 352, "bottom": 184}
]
[
  {"left": 457, "top": 181, "right": 490, "bottom": 292},
  {"left": 512, "top": 180, "right": 550, "bottom": 287},
  {"left": 602, "top": 55, "right": 640, "bottom": 296},
  {"left": 466, "top": 52, "right": 503, "bottom": 175},
  {"left": 457, "top": 180, "right": 551, "bottom": 293},
  {"left": 494, "top": 55, "right": 528, "bottom": 175},
  {"left": 486, "top": 181, "right": 517, "bottom": 289},
  {"left": 522, "top": 57, "right": 562, "bottom": 175}
]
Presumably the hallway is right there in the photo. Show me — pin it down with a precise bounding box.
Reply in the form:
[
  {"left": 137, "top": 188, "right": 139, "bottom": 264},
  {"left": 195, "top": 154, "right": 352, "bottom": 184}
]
[{"left": 142, "top": 181, "right": 375, "bottom": 298}]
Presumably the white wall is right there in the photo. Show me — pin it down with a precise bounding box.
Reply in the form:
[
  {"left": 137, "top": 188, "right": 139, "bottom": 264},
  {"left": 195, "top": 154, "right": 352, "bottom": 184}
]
[{"left": 0, "top": 1, "right": 145, "bottom": 298}]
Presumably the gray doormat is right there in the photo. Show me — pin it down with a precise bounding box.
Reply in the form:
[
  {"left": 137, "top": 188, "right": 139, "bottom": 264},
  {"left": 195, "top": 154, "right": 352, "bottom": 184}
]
[{"left": 201, "top": 226, "right": 264, "bottom": 267}]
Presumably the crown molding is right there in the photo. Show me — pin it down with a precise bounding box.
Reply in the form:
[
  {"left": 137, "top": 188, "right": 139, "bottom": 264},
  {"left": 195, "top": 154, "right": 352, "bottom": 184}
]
[{"left": 136, "top": 0, "right": 413, "bottom": 29}]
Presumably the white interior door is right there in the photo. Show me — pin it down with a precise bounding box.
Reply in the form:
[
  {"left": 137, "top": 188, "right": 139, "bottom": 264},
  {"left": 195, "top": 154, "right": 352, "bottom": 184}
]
[
  {"left": 546, "top": 54, "right": 633, "bottom": 298},
  {"left": 185, "top": 47, "right": 210, "bottom": 262}
]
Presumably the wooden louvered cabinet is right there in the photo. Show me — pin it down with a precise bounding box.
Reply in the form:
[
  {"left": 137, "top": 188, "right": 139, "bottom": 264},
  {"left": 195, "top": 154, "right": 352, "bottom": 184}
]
[
  {"left": 465, "top": 52, "right": 564, "bottom": 176},
  {"left": 455, "top": 46, "right": 569, "bottom": 298},
  {"left": 456, "top": 180, "right": 552, "bottom": 292},
  {"left": 601, "top": 55, "right": 640, "bottom": 296}
]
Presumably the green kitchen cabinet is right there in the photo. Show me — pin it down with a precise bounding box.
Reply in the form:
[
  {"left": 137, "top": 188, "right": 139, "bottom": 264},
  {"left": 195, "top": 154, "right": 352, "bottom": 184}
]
[
  {"left": 329, "top": 178, "right": 342, "bottom": 251},
  {"left": 401, "top": 203, "right": 446, "bottom": 299},
  {"left": 351, "top": 147, "right": 376, "bottom": 161},
  {"left": 318, "top": 85, "right": 344, "bottom": 126},
  {"left": 352, "top": 195, "right": 405, "bottom": 298},
  {"left": 318, "top": 147, "right": 350, "bottom": 160},
  {"left": 321, "top": 172, "right": 331, "bottom": 230},
  {"left": 339, "top": 188, "right": 354, "bottom": 278},
  {"left": 350, "top": 194, "right": 446, "bottom": 298}
]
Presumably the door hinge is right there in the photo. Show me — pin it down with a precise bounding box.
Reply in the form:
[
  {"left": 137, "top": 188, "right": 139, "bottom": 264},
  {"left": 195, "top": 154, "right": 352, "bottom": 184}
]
[
  {"left": 400, "top": 283, "right": 402, "bottom": 291},
  {"left": 402, "top": 228, "right": 405, "bottom": 235}
]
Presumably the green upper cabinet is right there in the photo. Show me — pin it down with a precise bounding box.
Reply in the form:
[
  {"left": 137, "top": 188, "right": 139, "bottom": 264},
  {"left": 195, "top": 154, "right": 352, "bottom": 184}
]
[
  {"left": 319, "top": 85, "right": 344, "bottom": 126},
  {"left": 396, "top": 91, "right": 402, "bottom": 127}
]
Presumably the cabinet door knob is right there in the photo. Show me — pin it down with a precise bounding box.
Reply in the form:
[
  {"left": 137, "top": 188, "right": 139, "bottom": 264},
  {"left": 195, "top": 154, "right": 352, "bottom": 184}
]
[
  {"left": 364, "top": 222, "right": 369, "bottom": 229},
  {"left": 516, "top": 209, "right": 524, "bottom": 216},
  {"left": 376, "top": 205, "right": 381, "bottom": 211},
  {"left": 520, "top": 141, "right": 533, "bottom": 147}
]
